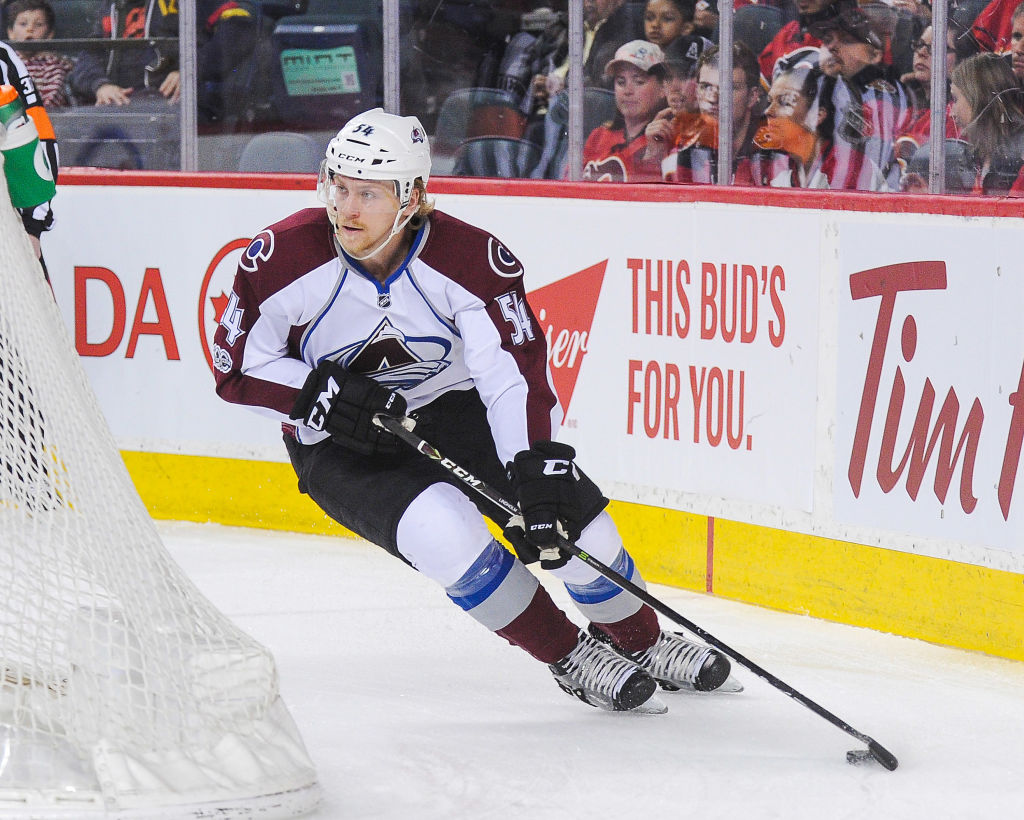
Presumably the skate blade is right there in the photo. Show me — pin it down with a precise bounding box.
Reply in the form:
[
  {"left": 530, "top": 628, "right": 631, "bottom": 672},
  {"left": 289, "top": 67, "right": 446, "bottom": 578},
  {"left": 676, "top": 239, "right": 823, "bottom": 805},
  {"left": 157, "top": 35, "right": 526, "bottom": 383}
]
[
  {"left": 709, "top": 675, "right": 744, "bottom": 694},
  {"left": 661, "top": 674, "right": 745, "bottom": 695},
  {"left": 628, "top": 694, "right": 668, "bottom": 714}
]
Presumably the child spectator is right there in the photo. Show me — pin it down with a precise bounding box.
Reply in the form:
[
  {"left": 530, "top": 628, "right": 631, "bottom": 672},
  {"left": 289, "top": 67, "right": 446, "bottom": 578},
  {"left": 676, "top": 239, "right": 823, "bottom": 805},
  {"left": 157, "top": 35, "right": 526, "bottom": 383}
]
[
  {"left": 643, "top": 0, "right": 697, "bottom": 50},
  {"left": 5, "top": 0, "right": 72, "bottom": 109}
]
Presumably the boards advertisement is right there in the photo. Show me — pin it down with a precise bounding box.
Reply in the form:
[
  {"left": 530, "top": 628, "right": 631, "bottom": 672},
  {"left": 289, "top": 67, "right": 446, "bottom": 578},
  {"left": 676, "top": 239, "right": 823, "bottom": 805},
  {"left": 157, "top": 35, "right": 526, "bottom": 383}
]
[{"left": 46, "top": 178, "right": 1024, "bottom": 574}]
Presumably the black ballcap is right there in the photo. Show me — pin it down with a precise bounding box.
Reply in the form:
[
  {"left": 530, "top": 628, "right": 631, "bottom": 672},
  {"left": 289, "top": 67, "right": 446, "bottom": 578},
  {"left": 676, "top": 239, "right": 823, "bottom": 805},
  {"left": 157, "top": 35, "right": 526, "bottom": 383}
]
[
  {"left": 662, "top": 35, "right": 711, "bottom": 77},
  {"left": 809, "top": 5, "right": 888, "bottom": 51}
]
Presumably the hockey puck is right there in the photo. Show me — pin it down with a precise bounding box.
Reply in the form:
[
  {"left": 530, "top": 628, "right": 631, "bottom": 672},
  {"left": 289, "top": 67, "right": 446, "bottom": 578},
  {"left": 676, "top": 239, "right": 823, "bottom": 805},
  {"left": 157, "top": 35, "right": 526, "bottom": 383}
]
[{"left": 846, "top": 743, "right": 899, "bottom": 771}]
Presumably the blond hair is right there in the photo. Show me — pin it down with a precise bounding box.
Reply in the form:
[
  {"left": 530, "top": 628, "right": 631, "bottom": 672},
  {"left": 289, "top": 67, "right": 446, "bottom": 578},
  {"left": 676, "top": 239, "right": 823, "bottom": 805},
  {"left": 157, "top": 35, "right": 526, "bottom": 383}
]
[{"left": 410, "top": 178, "right": 435, "bottom": 228}]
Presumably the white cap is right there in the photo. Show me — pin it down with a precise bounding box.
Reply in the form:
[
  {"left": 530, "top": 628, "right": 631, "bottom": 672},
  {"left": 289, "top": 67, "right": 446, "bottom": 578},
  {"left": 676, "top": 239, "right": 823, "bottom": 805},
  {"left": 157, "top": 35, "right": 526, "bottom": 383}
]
[{"left": 604, "top": 40, "right": 666, "bottom": 79}]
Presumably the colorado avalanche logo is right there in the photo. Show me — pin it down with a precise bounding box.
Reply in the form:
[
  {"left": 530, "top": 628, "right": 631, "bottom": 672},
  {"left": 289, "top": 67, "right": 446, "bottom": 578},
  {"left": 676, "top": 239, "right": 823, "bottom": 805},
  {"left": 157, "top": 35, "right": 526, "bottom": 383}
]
[
  {"left": 330, "top": 318, "right": 451, "bottom": 390},
  {"left": 240, "top": 230, "right": 275, "bottom": 272},
  {"left": 487, "top": 237, "right": 524, "bottom": 278},
  {"left": 410, "top": 126, "right": 425, "bottom": 144}
]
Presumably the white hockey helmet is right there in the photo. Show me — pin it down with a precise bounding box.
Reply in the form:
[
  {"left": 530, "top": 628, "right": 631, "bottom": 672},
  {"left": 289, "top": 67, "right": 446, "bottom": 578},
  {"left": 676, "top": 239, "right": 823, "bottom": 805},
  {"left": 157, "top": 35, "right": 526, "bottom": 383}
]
[{"left": 319, "top": 108, "right": 431, "bottom": 208}]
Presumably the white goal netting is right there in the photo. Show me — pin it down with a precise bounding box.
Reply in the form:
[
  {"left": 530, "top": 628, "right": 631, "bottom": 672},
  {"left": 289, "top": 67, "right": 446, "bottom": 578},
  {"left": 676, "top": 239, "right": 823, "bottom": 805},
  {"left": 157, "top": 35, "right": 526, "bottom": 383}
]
[{"left": 0, "top": 178, "right": 320, "bottom": 818}]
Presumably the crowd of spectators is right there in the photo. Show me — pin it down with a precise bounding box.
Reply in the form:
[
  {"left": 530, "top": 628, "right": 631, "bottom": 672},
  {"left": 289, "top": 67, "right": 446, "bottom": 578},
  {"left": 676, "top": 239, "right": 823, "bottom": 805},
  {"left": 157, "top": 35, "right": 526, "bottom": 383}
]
[
  {"left": 2, "top": 0, "right": 265, "bottom": 119},
  {"left": 480, "top": 0, "right": 1024, "bottom": 194}
]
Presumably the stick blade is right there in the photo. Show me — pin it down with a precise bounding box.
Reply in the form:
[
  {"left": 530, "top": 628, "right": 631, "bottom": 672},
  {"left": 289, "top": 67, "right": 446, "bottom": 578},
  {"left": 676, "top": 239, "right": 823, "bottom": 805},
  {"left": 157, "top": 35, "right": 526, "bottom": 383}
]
[
  {"left": 868, "top": 740, "right": 899, "bottom": 771},
  {"left": 846, "top": 741, "right": 899, "bottom": 771}
]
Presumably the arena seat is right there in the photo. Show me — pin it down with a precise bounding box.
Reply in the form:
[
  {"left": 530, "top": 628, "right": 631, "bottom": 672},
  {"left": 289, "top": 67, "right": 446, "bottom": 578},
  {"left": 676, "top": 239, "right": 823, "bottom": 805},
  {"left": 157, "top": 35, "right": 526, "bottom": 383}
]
[
  {"left": 452, "top": 136, "right": 541, "bottom": 178},
  {"left": 238, "top": 131, "right": 323, "bottom": 172},
  {"left": 431, "top": 87, "right": 526, "bottom": 176},
  {"left": 50, "top": 97, "right": 179, "bottom": 169},
  {"left": 530, "top": 87, "right": 616, "bottom": 180},
  {"left": 906, "top": 139, "right": 979, "bottom": 196}
]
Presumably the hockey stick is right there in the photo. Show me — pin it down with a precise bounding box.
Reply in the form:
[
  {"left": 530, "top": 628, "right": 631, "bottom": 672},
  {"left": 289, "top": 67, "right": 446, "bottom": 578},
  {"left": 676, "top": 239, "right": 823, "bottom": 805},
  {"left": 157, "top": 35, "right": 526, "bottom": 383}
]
[{"left": 374, "top": 413, "right": 899, "bottom": 771}]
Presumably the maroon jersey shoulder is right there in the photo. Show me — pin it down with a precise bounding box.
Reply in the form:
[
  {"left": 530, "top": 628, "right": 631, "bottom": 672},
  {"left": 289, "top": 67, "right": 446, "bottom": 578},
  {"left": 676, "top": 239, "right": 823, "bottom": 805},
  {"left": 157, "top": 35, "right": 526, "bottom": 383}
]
[
  {"left": 238, "top": 208, "right": 335, "bottom": 298},
  {"left": 418, "top": 210, "right": 526, "bottom": 302}
]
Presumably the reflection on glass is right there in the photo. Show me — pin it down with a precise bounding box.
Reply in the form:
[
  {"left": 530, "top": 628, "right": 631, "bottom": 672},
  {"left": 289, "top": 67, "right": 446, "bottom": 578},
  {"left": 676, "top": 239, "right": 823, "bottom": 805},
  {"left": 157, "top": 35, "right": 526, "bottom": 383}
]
[
  {"left": 663, "top": 43, "right": 761, "bottom": 184},
  {"left": 750, "top": 56, "right": 893, "bottom": 189},
  {"left": 810, "top": 6, "right": 912, "bottom": 191}
]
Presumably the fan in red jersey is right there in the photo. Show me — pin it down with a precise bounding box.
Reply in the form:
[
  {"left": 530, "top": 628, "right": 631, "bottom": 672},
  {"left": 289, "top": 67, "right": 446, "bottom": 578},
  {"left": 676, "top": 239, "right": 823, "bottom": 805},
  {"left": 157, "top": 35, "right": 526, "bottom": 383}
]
[{"left": 582, "top": 39, "right": 667, "bottom": 182}]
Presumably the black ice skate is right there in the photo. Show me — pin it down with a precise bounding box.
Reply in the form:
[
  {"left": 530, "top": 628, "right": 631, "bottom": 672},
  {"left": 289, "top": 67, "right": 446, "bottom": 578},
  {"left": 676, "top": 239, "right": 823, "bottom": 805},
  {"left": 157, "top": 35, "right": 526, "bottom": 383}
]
[
  {"left": 589, "top": 625, "right": 741, "bottom": 693},
  {"left": 549, "top": 631, "right": 665, "bottom": 713}
]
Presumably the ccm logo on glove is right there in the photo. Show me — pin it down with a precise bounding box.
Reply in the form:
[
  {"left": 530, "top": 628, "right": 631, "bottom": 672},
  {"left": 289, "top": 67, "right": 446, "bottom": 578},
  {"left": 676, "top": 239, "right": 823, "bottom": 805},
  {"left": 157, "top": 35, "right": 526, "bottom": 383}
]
[
  {"left": 290, "top": 360, "right": 407, "bottom": 456},
  {"left": 307, "top": 377, "right": 342, "bottom": 432}
]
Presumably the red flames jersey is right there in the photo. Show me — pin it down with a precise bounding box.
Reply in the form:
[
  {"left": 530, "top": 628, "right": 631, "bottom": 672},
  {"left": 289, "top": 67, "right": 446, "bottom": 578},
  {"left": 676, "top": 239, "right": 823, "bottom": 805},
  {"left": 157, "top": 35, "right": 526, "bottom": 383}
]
[
  {"left": 582, "top": 123, "right": 663, "bottom": 183},
  {"left": 212, "top": 208, "right": 560, "bottom": 464},
  {"left": 758, "top": 21, "right": 821, "bottom": 88}
]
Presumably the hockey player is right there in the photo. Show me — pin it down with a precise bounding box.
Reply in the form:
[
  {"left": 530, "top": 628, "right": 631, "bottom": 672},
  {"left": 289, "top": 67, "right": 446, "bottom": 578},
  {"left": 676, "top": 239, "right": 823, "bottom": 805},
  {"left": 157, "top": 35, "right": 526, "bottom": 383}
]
[
  {"left": 0, "top": 40, "right": 57, "bottom": 272},
  {"left": 212, "top": 108, "right": 733, "bottom": 713}
]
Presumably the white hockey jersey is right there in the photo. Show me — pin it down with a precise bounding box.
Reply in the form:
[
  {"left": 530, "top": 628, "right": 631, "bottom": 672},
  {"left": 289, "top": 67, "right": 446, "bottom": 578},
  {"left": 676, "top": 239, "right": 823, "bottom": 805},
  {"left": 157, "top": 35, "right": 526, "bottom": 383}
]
[{"left": 213, "top": 207, "right": 561, "bottom": 464}]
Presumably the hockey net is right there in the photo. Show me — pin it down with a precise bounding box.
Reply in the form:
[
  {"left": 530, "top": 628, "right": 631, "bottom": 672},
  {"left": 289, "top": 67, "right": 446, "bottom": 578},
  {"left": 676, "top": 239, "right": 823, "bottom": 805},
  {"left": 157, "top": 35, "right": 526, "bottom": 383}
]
[{"left": 0, "top": 180, "right": 319, "bottom": 817}]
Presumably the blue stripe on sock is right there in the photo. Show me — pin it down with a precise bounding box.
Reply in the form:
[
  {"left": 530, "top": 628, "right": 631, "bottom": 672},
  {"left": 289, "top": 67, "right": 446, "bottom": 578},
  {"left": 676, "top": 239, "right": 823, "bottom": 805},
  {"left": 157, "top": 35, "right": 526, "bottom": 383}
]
[
  {"left": 564, "top": 549, "right": 635, "bottom": 605},
  {"left": 445, "top": 539, "right": 515, "bottom": 611}
]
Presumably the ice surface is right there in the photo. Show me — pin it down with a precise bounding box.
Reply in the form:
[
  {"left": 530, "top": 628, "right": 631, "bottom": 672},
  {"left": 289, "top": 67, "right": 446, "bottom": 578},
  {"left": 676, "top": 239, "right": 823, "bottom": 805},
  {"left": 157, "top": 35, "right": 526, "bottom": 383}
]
[{"left": 161, "top": 521, "right": 1024, "bottom": 820}]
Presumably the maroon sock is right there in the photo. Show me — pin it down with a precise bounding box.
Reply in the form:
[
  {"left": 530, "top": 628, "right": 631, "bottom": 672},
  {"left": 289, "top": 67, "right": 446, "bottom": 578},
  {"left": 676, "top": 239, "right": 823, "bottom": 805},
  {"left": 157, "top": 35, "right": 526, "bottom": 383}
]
[
  {"left": 592, "top": 605, "right": 660, "bottom": 654},
  {"left": 495, "top": 586, "right": 581, "bottom": 664}
]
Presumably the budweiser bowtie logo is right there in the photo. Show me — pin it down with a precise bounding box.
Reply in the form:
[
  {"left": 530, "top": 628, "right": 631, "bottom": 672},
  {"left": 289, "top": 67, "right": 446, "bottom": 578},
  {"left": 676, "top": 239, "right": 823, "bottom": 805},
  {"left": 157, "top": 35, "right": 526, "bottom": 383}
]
[{"left": 528, "top": 260, "right": 607, "bottom": 422}]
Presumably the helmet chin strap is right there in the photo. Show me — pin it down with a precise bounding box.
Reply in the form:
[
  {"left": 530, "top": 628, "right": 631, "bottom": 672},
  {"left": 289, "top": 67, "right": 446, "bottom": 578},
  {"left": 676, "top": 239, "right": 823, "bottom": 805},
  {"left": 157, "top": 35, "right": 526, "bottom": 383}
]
[
  {"left": 332, "top": 180, "right": 418, "bottom": 263},
  {"left": 337, "top": 207, "right": 417, "bottom": 262}
]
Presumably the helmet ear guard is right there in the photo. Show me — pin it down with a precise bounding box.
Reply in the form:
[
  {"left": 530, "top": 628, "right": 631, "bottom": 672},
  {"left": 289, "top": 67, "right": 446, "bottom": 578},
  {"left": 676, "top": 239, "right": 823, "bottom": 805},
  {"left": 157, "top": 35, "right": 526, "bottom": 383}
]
[{"left": 316, "top": 159, "right": 332, "bottom": 205}]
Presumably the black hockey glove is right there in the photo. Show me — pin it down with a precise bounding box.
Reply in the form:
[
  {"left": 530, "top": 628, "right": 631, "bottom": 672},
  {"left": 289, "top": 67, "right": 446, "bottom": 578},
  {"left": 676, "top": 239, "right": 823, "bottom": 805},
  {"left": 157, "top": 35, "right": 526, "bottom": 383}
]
[
  {"left": 505, "top": 441, "right": 581, "bottom": 570},
  {"left": 289, "top": 359, "right": 407, "bottom": 456}
]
